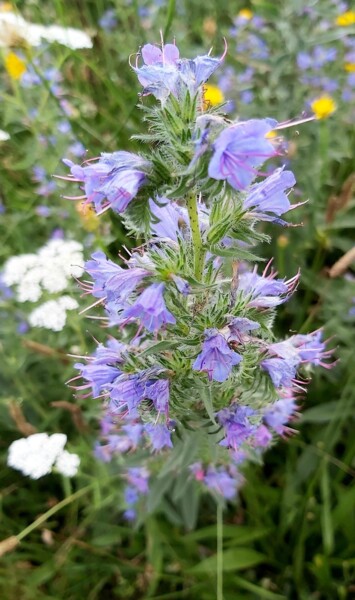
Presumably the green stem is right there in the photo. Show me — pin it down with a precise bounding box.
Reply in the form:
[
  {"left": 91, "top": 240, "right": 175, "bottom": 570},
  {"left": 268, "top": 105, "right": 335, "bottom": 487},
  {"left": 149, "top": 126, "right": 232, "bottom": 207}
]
[
  {"left": 16, "top": 485, "right": 92, "bottom": 542},
  {"left": 217, "top": 500, "right": 224, "bottom": 600},
  {"left": 186, "top": 192, "right": 204, "bottom": 280}
]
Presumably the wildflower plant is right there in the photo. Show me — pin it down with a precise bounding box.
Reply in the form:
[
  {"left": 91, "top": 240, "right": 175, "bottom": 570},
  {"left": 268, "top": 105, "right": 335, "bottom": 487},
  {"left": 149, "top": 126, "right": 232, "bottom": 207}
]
[{"left": 63, "top": 40, "right": 333, "bottom": 521}]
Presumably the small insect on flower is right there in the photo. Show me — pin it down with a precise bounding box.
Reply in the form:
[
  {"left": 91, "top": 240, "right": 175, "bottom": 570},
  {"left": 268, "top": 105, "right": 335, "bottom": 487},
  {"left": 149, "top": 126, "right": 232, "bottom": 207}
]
[{"left": 311, "top": 95, "right": 337, "bottom": 119}]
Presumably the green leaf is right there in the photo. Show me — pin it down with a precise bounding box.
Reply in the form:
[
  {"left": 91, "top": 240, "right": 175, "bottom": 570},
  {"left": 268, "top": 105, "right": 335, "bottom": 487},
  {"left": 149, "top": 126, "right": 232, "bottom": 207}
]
[
  {"left": 188, "top": 547, "right": 266, "bottom": 573},
  {"left": 301, "top": 402, "right": 355, "bottom": 423}
]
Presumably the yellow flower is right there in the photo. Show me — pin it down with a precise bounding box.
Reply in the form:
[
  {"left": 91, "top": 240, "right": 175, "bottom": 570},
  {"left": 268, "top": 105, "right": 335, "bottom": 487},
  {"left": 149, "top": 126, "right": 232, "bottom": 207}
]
[
  {"left": 203, "top": 84, "right": 224, "bottom": 107},
  {"left": 238, "top": 8, "right": 253, "bottom": 20},
  {"left": 311, "top": 95, "right": 337, "bottom": 120},
  {"left": 4, "top": 52, "right": 26, "bottom": 79},
  {"left": 344, "top": 62, "right": 355, "bottom": 72},
  {"left": 277, "top": 235, "right": 289, "bottom": 249},
  {"left": 76, "top": 203, "right": 99, "bottom": 231},
  {"left": 0, "top": 3, "right": 13, "bottom": 11},
  {"left": 335, "top": 10, "right": 355, "bottom": 26}
]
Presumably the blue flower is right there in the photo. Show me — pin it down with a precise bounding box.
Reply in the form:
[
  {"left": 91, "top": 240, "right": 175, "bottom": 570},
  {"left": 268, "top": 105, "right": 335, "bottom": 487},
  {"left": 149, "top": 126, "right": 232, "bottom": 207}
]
[
  {"left": 121, "top": 282, "right": 176, "bottom": 332},
  {"left": 84, "top": 251, "right": 150, "bottom": 306},
  {"left": 263, "top": 396, "right": 298, "bottom": 434},
  {"left": 203, "top": 466, "right": 241, "bottom": 499},
  {"left": 238, "top": 266, "right": 299, "bottom": 308},
  {"left": 261, "top": 357, "right": 298, "bottom": 388},
  {"left": 228, "top": 317, "right": 260, "bottom": 342},
  {"left": 73, "top": 339, "right": 124, "bottom": 397},
  {"left": 243, "top": 167, "right": 296, "bottom": 221},
  {"left": 145, "top": 379, "right": 170, "bottom": 415},
  {"left": 208, "top": 119, "right": 278, "bottom": 190},
  {"left": 133, "top": 42, "right": 224, "bottom": 102},
  {"left": 217, "top": 405, "right": 256, "bottom": 449},
  {"left": 109, "top": 373, "right": 146, "bottom": 417},
  {"left": 193, "top": 328, "right": 242, "bottom": 382},
  {"left": 64, "top": 151, "right": 149, "bottom": 214},
  {"left": 145, "top": 423, "right": 173, "bottom": 451},
  {"left": 149, "top": 197, "right": 187, "bottom": 241}
]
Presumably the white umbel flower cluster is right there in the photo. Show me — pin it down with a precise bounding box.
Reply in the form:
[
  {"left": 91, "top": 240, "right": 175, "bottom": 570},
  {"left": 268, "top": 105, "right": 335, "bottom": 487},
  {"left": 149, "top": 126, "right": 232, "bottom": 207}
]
[
  {"left": 3, "top": 239, "right": 84, "bottom": 303},
  {"left": 28, "top": 296, "right": 79, "bottom": 332},
  {"left": 2, "top": 239, "right": 83, "bottom": 330},
  {"left": 0, "top": 10, "right": 93, "bottom": 50},
  {"left": 7, "top": 433, "right": 80, "bottom": 479}
]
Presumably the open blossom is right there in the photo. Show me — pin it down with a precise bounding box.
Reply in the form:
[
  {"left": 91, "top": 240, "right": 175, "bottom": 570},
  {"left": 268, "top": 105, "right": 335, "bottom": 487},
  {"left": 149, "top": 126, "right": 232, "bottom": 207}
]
[
  {"left": 63, "top": 151, "right": 150, "bottom": 214},
  {"left": 73, "top": 338, "right": 124, "bottom": 398},
  {"left": 145, "top": 423, "right": 173, "bottom": 451},
  {"left": 133, "top": 42, "right": 224, "bottom": 102},
  {"left": 121, "top": 282, "right": 176, "bottom": 332},
  {"left": 83, "top": 251, "right": 150, "bottom": 304},
  {"left": 193, "top": 328, "right": 242, "bottom": 382},
  {"left": 238, "top": 265, "right": 299, "bottom": 308},
  {"left": 263, "top": 396, "right": 298, "bottom": 435},
  {"left": 7, "top": 433, "right": 80, "bottom": 479},
  {"left": 228, "top": 317, "right": 260, "bottom": 342},
  {"left": 217, "top": 405, "right": 257, "bottom": 449},
  {"left": 243, "top": 167, "right": 296, "bottom": 221},
  {"left": 208, "top": 118, "right": 278, "bottom": 190}
]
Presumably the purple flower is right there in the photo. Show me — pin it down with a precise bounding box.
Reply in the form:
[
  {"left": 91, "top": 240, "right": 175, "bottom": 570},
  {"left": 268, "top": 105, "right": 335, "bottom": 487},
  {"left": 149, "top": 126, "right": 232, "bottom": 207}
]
[
  {"left": 203, "top": 466, "right": 241, "bottom": 500},
  {"left": 127, "top": 467, "right": 149, "bottom": 494},
  {"left": 263, "top": 396, "right": 298, "bottom": 434},
  {"left": 63, "top": 151, "right": 149, "bottom": 214},
  {"left": 238, "top": 266, "right": 299, "bottom": 308},
  {"left": 133, "top": 42, "right": 224, "bottom": 102},
  {"left": 99, "top": 9, "right": 117, "bottom": 30},
  {"left": 217, "top": 405, "right": 256, "bottom": 449},
  {"left": 261, "top": 357, "right": 297, "bottom": 388},
  {"left": 145, "top": 379, "right": 170, "bottom": 415},
  {"left": 289, "top": 330, "right": 333, "bottom": 367},
  {"left": 243, "top": 167, "right": 296, "bottom": 221},
  {"left": 228, "top": 317, "right": 260, "bottom": 342},
  {"left": 145, "top": 423, "right": 173, "bottom": 451},
  {"left": 73, "top": 338, "right": 124, "bottom": 397},
  {"left": 109, "top": 373, "right": 146, "bottom": 417},
  {"left": 84, "top": 251, "right": 149, "bottom": 303},
  {"left": 68, "top": 141, "right": 86, "bottom": 158},
  {"left": 240, "top": 90, "right": 254, "bottom": 105},
  {"left": 208, "top": 119, "right": 278, "bottom": 191},
  {"left": 297, "top": 52, "right": 313, "bottom": 70},
  {"left": 193, "top": 328, "right": 242, "bottom": 382},
  {"left": 149, "top": 197, "right": 188, "bottom": 241},
  {"left": 121, "top": 283, "right": 176, "bottom": 332}
]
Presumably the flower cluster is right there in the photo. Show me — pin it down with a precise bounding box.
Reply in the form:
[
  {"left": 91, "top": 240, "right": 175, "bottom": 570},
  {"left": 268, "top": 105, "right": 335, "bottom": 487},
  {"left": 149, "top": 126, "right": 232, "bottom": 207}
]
[
  {"left": 2, "top": 238, "right": 83, "bottom": 331},
  {"left": 7, "top": 433, "right": 80, "bottom": 479},
  {"left": 64, "top": 40, "right": 333, "bottom": 512},
  {"left": 215, "top": 4, "right": 354, "bottom": 120}
]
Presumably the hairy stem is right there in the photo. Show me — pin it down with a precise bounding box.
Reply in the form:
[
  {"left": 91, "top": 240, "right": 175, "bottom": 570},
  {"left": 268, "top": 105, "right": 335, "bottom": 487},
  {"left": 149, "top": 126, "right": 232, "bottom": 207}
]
[{"left": 186, "top": 192, "right": 205, "bottom": 280}]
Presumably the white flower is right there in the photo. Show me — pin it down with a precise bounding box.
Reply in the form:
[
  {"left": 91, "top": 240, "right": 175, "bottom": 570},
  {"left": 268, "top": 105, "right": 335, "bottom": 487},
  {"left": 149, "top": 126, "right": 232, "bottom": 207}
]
[
  {"left": 0, "top": 129, "right": 10, "bottom": 141},
  {"left": 7, "top": 433, "right": 67, "bottom": 479},
  {"left": 7, "top": 433, "right": 80, "bottom": 479},
  {"left": 0, "top": 11, "right": 92, "bottom": 49},
  {"left": 55, "top": 450, "right": 80, "bottom": 477},
  {"left": 28, "top": 296, "right": 79, "bottom": 331},
  {"left": 2, "top": 239, "right": 84, "bottom": 302}
]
